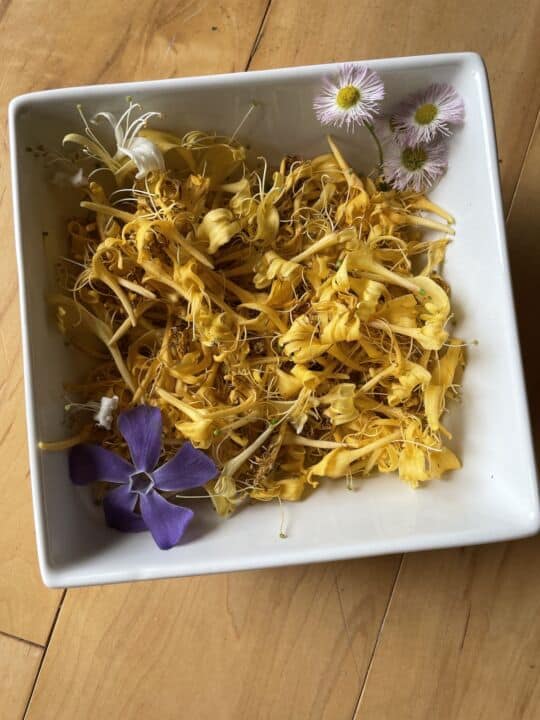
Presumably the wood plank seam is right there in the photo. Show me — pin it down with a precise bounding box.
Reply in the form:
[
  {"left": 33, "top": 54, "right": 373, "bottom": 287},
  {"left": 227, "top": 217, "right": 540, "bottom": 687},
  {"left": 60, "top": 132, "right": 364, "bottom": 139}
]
[
  {"left": 0, "top": 630, "right": 44, "bottom": 650},
  {"left": 22, "top": 590, "right": 67, "bottom": 720},
  {"left": 0, "top": 633, "right": 43, "bottom": 720},
  {"left": 245, "top": 0, "right": 273, "bottom": 70},
  {"left": 350, "top": 555, "right": 404, "bottom": 719},
  {"left": 506, "top": 108, "right": 540, "bottom": 223},
  {"left": 333, "top": 569, "right": 362, "bottom": 681}
]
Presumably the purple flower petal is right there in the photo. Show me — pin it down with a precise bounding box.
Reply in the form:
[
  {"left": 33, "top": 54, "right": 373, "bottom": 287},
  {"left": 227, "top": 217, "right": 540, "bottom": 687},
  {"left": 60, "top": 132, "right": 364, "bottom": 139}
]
[
  {"left": 139, "top": 491, "right": 194, "bottom": 550},
  {"left": 69, "top": 443, "right": 133, "bottom": 486},
  {"left": 153, "top": 442, "right": 218, "bottom": 492},
  {"left": 103, "top": 484, "right": 147, "bottom": 533},
  {"left": 118, "top": 405, "right": 162, "bottom": 472}
]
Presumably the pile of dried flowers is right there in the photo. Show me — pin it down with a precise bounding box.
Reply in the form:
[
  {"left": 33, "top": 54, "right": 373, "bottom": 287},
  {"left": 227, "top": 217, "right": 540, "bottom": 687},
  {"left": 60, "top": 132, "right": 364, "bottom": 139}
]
[{"left": 39, "top": 63, "right": 465, "bottom": 549}]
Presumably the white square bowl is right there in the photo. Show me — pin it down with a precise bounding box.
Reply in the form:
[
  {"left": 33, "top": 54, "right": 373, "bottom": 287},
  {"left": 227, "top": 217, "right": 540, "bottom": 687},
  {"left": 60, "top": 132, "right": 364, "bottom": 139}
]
[{"left": 9, "top": 52, "right": 539, "bottom": 588}]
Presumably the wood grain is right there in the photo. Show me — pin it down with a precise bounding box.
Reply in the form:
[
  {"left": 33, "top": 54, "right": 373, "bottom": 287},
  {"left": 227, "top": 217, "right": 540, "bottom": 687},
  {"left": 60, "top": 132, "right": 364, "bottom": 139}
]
[
  {"left": 0, "top": 633, "right": 43, "bottom": 720},
  {"left": 0, "top": 267, "right": 62, "bottom": 642},
  {"left": 354, "top": 539, "right": 540, "bottom": 720},
  {"left": 249, "top": 0, "right": 540, "bottom": 208},
  {"left": 0, "top": 0, "right": 268, "bottom": 644},
  {"left": 0, "top": 0, "right": 269, "bottom": 92},
  {"left": 25, "top": 559, "right": 399, "bottom": 720},
  {"left": 507, "top": 111, "right": 540, "bottom": 442},
  {"left": 353, "top": 115, "right": 540, "bottom": 720}
]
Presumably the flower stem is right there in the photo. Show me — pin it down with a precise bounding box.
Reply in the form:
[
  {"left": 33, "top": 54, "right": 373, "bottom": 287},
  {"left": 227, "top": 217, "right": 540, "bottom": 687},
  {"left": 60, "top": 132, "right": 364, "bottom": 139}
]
[{"left": 365, "top": 122, "right": 384, "bottom": 174}]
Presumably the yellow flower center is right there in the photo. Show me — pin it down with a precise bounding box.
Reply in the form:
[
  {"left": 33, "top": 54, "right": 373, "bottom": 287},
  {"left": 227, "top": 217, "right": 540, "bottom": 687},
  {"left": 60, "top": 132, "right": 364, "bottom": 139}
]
[
  {"left": 336, "top": 85, "right": 361, "bottom": 110},
  {"left": 414, "top": 103, "right": 438, "bottom": 125},
  {"left": 402, "top": 147, "right": 427, "bottom": 171}
]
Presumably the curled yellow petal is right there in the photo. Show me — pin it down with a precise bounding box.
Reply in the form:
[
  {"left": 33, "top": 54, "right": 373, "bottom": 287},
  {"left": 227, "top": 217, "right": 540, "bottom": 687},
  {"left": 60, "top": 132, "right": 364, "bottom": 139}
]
[
  {"left": 321, "top": 383, "right": 359, "bottom": 425},
  {"left": 387, "top": 362, "right": 431, "bottom": 406},
  {"left": 253, "top": 251, "right": 302, "bottom": 289},
  {"left": 424, "top": 340, "right": 464, "bottom": 430},
  {"left": 198, "top": 208, "right": 241, "bottom": 255}
]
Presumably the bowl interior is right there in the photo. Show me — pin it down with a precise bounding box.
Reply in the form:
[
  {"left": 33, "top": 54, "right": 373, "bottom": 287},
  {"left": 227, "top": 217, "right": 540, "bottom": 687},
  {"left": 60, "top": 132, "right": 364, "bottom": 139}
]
[{"left": 10, "top": 53, "right": 538, "bottom": 586}]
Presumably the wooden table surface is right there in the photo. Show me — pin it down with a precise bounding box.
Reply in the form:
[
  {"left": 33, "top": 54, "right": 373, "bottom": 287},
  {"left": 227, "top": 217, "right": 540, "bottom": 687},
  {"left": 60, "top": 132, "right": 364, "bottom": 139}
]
[{"left": 1, "top": 1, "right": 539, "bottom": 718}]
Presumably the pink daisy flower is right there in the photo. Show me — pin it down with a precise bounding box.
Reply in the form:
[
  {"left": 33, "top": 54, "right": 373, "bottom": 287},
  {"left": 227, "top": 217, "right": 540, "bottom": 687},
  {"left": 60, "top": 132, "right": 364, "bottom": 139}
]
[
  {"left": 313, "top": 63, "right": 385, "bottom": 131},
  {"left": 383, "top": 137, "right": 449, "bottom": 192},
  {"left": 391, "top": 83, "right": 465, "bottom": 146}
]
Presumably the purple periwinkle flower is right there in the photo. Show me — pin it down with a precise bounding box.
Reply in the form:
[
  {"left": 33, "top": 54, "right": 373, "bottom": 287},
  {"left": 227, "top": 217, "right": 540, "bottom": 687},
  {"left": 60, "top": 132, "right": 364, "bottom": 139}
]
[
  {"left": 391, "top": 83, "right": 465, "bottom": 146},
  {"left": 69, "top": 405, "right": 217, "bottom": 550},
  {"left": 313, "top": 63, "right": 385, "bottom": 131}
]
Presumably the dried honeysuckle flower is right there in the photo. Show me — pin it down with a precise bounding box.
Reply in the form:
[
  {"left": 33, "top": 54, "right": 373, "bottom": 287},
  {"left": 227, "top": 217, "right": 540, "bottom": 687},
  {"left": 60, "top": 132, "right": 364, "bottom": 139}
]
[{"left": 42, "top": 123, "right": 465, "bottom": 526}]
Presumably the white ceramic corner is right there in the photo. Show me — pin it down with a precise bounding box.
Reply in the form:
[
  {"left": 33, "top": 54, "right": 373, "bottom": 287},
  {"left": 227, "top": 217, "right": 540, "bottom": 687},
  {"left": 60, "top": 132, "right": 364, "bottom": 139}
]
[{"left": 9, "top": 52, "right": 539, "bottom": 588}]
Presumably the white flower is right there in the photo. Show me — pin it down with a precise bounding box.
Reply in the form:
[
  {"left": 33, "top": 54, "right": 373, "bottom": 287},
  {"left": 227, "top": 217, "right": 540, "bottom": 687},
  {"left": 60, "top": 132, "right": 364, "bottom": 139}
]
[
  {"left": 383, "top": 138, "right": 449, "bottom": 192},
  {"left": 93, "top": 103, "right": 165, "bottom": 179},
  {"left": 93, "top": 396, "right": 119, "bottom": 430},
  {"left": 64, "top": 102, "right": 165, "bottom": 180},
  {"left": 313, "top": 63, "right": 385, "bottom": 131}
]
